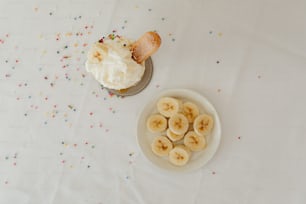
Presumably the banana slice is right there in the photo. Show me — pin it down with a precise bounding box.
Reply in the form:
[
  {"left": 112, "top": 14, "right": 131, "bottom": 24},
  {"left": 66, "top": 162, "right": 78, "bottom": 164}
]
[
  {"left": 166, "top": 128, "right": 184, "bottom": 142},
  {"left": 146, "top": 114, "right": 167, "bottom": 133},
  {"left": 151, "top": 136, "right": 173, "bottom": 157},
  {"left": 157, "top": 97, "right": 181, "bottom": 118},
  {"left": 87, "top": 42, "right": 108, "bottom": 63},
  {"left": 169, "top": 145, "right": 191, "bottom": 166},
  {"left": 168, "top": 113, "right": 189, "bottom": 135},
  {"left": 183, "top": 101, "right": 200, "bottom": 123},
  {"left": 184, "top": 131, "right": 206, "bottom": 151},
  {"left": 193, "top": 114, "right": 214, "bottom": 136}
]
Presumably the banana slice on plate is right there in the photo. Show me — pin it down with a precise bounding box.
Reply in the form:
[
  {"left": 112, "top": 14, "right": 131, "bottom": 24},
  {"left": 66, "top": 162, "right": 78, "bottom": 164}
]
[
  {"left": 157, "top": 97, "right": 181, "bottom": 118},
  {"left": 166, "top": 128, "right": 184, "bottom": 142},
  {"left": 168, "top": 113, "right": 189, "bottom": 135},
  {"left": 146, "top": 114, "right": 167, "bottom": 133},
  {"left": 183, "top": 101, "right": 199, "bottom": 123},
  {"left": 193, "top": 114, "right": 214, "bottom": 136},
  {"left": 184, "top": 131, "right": 206, "bottom": 151},
  {"left": 169, "top": 145, "right": 191, "bottom": 166},
  {"left": 151, "top": 136, "right": 173, "bottom": 157}
]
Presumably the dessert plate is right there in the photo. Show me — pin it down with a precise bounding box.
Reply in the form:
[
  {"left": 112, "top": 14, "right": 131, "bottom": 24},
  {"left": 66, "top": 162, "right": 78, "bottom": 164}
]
[
  {"left": 106, "top": 57, "right": 153, "bottom": 96},
  {"left": 137, "top": 89, "right": 222, "bottom": 173}
]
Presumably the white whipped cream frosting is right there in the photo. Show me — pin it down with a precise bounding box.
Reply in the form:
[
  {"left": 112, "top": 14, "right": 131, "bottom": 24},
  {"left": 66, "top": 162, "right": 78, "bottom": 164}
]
[{"left": 85, "top": 36, "right": 145, "bottom": 90}]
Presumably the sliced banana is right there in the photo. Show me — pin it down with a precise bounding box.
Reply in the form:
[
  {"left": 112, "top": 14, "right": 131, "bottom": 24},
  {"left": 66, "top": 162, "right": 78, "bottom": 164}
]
[
  {"left": 146, "top": 114, "right": 167, "bottom": 133},
  {"left": 169, "top": 145, "right": 191, "bottom": 166},
  {"left": 184, "top": 131, "right": 206, "bottom": 151},
  {"left": 166, "top": 128, "right": 184, "bottom": 142},
  {"left": 183, "top": 101, "right": 200, "bottom": 123},
  {"left": 87, "top": 42, "right": 108, "bottom": 63},
  {"left": 193, "top": 114, "right": 214, "bottom": 136},
  {"left": 168, "top": 113, "right": 189, "bottom": 135},
  {"left": 157, "top": 97, "right": 181, "bottom": 117},
  {"left": 151, "top": 136, "right": 173, "bottom": 157}
]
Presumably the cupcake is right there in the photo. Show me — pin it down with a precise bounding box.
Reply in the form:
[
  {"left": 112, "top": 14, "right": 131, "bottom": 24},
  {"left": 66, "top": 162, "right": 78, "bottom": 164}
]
[{"left": 85, "top": 32, "right": 161, "bottom": 91}]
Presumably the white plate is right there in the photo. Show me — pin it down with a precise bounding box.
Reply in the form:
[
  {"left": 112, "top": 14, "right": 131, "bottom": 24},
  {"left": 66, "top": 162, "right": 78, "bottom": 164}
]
[{"left": 137, "top": 89, "right": 222, "bottom": 173}]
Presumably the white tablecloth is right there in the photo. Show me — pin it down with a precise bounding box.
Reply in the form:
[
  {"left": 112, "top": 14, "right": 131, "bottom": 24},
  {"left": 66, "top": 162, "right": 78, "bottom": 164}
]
[{"left": 1, "top": 0, "right": 306, "bottom": 203}]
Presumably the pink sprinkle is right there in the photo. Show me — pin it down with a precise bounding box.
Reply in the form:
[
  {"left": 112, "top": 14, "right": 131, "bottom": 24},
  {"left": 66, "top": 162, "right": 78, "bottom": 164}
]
[
  {"left": 5, "top": 74, "right": 11, "bottom": 78},
  {"left": 62, "top": 160, "right": 66, "bottom": 164},
  {"left": 105, "top": 129, "right": 109, "bottom": 132},
  {"left": 89, "top": 112, "right": 93, "bottom": 116},
  {"left": 212, "top": 171, "right": 216, "bottom": 175},
  {"left": 90, "top": 125, "right": 93, "bottom": 128},
  {"left": 238, "top": 136, "right": 241, "bottom": 140},
  {"left": 85, "top": 142, "right": 88, "bottom": 145},
  {"left": 73, "top": 144, "right": 77, "bottom": 147},
  {"left": 16, "top": 59, "right": 19, "bottom": 63},
  {"left": 16, "top": 97, "right": 20, "bottom": 100},
  {"left": 6, "top": 34, "right": 9, "bottom": 37},
  {"left": 81, "top": 156, "right": 84, "bottom": 159},
  {"left": 5, "top": 181, "right": 8, "bottom": 185},
  {"left": 13, "top": 162, "right": 16, "bottom": 166},
  {"left": 45, "top": 97, "right": 48, "bottom": 100}
]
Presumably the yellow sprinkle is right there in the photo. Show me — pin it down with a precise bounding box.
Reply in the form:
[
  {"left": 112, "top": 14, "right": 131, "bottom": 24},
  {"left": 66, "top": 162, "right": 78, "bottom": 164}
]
[
  {"left": 64, "top": 144, "right": 68, "bottom": 147},
  {"left": 74, "top": 43, "right": 78, "bottom": 47},
  {"left": 218, "top": 32, "right": 223, "bottom": 37},
  {"left": 88, "top": 31, "right": 91, "bottom": 35},
  {"left": 65, "top": 32, "right": 72, "bottom": 37}
]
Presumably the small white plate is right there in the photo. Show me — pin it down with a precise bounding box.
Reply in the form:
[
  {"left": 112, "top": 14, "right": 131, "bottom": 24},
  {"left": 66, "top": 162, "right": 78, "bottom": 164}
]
[{"left": 137, "top": 88, "right": 222, "bottom": 173}]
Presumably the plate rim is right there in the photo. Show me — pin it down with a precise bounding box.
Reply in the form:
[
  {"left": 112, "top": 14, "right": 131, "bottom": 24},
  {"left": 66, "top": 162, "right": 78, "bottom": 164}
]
[{"left": 136, "top": 88, "right": 222, "bottom": 173}]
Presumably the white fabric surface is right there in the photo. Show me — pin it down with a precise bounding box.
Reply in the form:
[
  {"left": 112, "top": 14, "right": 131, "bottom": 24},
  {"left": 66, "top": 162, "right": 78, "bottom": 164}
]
[{"left": 1, "top": 0, "right": 306, "bottom": 203}]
